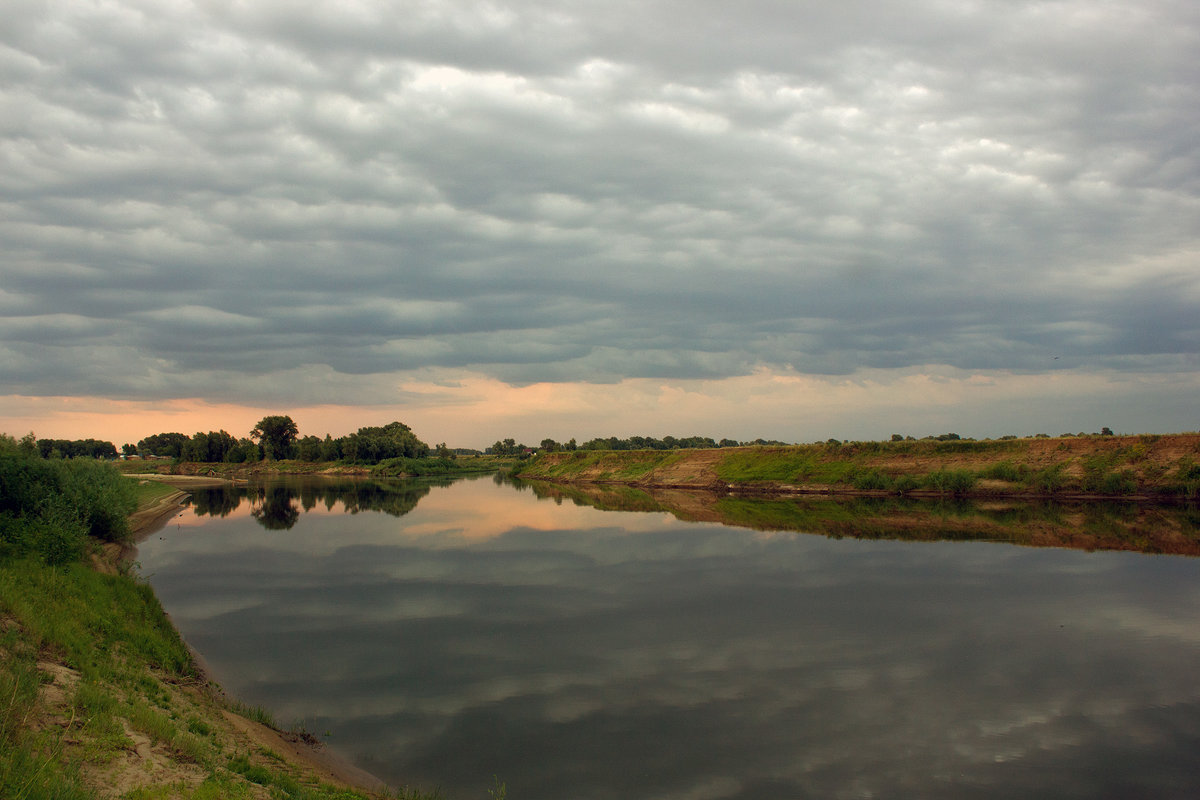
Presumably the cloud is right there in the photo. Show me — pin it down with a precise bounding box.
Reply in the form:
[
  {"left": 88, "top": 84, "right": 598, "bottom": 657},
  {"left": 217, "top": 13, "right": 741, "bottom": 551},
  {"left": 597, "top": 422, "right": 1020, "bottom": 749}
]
[{"left": 1, "top": 0, "right": 1197, "bottom": 438}]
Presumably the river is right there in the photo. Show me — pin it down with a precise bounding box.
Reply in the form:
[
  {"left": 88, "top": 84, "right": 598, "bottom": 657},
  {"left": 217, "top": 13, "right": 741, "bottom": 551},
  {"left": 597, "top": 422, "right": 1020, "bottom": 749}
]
[{"left": 136, "top": 474, "right": 1200, "bottom": 799}]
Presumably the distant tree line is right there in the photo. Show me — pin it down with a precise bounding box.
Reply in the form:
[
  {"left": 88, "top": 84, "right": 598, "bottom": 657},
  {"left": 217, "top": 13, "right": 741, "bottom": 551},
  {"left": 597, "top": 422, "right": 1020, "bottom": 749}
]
[
  {"left": 133, "top": 416, "right": 434, "bottom": 465},
  {"left": 515, "top": 435, "right": 792, "bottom": 454},
  {"left": 35, "top": 437, "right": 119, "bottom": 460}
]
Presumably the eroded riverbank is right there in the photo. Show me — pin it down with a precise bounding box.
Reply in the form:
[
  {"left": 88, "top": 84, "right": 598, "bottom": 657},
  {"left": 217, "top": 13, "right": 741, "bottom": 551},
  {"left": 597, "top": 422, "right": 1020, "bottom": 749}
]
[{"left": 514, "top": 433, "right": 1200, "bottom": 500}]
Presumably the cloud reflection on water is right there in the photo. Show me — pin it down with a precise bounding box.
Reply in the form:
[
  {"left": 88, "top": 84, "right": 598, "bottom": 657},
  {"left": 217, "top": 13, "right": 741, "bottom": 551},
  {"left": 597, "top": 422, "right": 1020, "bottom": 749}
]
[{"left": 140, "top": 477, "right": 1200, "bottom": 799}]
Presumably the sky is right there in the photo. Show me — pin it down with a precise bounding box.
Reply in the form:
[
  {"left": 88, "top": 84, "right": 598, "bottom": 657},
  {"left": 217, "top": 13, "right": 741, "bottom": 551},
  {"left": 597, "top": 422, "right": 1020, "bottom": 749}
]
[{"left": 2, "top": 0, "right": 1198, "bottom": 448}]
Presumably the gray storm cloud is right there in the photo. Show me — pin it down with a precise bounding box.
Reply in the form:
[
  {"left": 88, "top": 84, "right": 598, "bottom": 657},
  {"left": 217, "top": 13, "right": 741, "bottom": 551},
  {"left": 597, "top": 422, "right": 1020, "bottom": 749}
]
[{"left": 1, "top": 0, "right": 1197, "bottom": 408}]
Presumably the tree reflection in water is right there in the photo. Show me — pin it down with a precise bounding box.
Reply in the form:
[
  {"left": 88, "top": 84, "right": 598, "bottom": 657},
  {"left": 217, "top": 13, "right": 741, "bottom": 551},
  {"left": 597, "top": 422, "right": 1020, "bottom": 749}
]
[
  {"left": 185, "top": 474, "right": 1200, "bottom": 554},
  {"left": 186, "top": 476, "right": 450, "bottom": 530}
]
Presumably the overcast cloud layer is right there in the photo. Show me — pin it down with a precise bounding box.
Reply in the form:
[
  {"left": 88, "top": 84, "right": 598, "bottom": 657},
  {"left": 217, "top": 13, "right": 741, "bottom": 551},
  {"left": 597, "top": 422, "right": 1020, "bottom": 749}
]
[{"left": 2, "top": 1, "right": 1198, "bottom": 439}]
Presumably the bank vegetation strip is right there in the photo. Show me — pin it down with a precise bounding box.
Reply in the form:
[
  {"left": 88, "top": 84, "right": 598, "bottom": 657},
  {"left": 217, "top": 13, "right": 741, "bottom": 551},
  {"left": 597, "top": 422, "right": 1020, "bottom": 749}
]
[{"left": 513, "top": 433, "right": 1200, "bottom": 500}]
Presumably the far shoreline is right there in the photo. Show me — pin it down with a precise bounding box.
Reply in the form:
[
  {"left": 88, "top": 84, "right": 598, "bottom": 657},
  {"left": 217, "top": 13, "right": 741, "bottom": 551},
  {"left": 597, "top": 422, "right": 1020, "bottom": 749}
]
[{"left": 513, "top": 433, "right": 1200, "bottom": 502}]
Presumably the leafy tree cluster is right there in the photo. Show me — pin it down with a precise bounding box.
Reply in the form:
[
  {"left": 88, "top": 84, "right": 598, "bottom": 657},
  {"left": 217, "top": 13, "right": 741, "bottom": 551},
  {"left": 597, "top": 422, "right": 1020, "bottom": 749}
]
[
  {"left": 139, "top": 416, "right": 432, "bottom": 465},
  {"left": 136, "top": 432, "right": 190, "bottom": 458},
  {"left": 489, "top": 438, "right": 531, "bottom": 456},
  {"left": 341, "top": 421, "right": 430, "bottom": 462},
  {"left": 0, "top": 434, "right": 136, "bottom": 564},
  {"left": 294, "top": 434, "right": 342, "bottom": 462},
  {"left": 181, "top": 430, "right": 239, "bottom": 463},
  {"left": 136, "top": 430, "right": 261, "bottom": 462}
]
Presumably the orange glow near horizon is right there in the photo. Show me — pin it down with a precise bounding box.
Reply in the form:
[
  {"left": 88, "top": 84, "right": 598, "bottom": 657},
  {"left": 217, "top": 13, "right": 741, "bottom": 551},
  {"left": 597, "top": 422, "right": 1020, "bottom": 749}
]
[
  {"left": 3, "top": 367, "right": 1196, "bottom": 450},
  {"left": 0, "top": 396, "right": 395, "bottom": 448}
]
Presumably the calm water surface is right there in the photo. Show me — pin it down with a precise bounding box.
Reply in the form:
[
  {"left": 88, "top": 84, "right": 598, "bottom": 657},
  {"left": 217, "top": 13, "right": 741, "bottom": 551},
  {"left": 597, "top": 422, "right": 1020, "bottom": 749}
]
[{"left": 137, "top": 475, "right": 1200, "bottom": 799}]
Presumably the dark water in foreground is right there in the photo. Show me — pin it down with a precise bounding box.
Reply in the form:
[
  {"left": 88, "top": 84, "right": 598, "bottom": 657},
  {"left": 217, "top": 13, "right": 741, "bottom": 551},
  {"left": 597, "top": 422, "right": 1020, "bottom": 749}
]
[{"left": 137, "top": 475, "right": 1200, "bottom": 799}]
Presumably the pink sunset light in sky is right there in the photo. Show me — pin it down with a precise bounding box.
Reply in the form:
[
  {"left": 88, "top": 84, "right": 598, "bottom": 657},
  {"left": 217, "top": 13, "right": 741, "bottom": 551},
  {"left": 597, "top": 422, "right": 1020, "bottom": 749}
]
[{"left": 5, "top": 368, "right": 1197, "bottom": 450}]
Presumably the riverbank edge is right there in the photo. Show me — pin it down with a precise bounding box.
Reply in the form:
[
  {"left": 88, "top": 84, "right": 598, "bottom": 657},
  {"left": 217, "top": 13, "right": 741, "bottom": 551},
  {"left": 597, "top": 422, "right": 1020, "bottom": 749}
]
[{"left": 118, "top": 474, "right": 395, "bottom": 797}]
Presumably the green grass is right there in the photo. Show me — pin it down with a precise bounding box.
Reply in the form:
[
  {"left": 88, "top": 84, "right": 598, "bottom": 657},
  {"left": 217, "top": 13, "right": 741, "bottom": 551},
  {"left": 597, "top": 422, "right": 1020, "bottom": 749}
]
[
  {"left": 123, "top": 774, "right": 257, "bottom": 800},
  {"left": 128, "top": 479, "right": 181, "bottom": 507},
  {"left": 0, "top": 628, "right": 90, "bottom": 800},
  {"left": 1025, "top": 463, "right": 1069, "bottom": 493},
  {"left": 0, "top": 560, "right": 201, "bottom": 792},
  {"left": 607, "top": 451, "right": 685, "bottom": 480},
  {"left": 227, "top": 699, "right": 277, "bottom": 728},
  {"left": 126, "top": 701, "right": 210, "bottom": 764},
  {"left": 0, "top": 561, "right": 194, "bottom": 683},
  {"left": 516, "top": 450, "right": 681, "bottom": 481},
  {"left": 923, "top": 469, "right": 977, "bottom": 495},
  {"left": 712, "top": 449, "right": 819, "bottom": 483},
  {"left": 371, "top": 456, "right": 505, "bottom": 477},
  {"left": 978, "top": 461, "right": 1029, "bottom": 482},
  {"left": 713, "top": 445, "right": 978, "bottom": 486}
]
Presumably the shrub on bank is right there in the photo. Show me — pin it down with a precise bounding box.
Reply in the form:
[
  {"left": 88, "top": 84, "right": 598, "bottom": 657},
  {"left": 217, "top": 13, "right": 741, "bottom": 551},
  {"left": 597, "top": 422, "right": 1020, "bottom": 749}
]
[
  {"left": 852, "top": 469, "right": 894, "bottom": 491},
  {"left": 924, "top": 469, "right": 977, "bottom": 495},
  {"left": 978, "top": 461, "right": 1029, "bottom": 482},
  {"left": 1026, "top": 464, "right": 1069, "bottom": 493},
  {"left": 374, "top": 456, "right": 460, "bottom": 476},
  {"left": 0, "top": 440, "right": 136, "bottom": 563}
]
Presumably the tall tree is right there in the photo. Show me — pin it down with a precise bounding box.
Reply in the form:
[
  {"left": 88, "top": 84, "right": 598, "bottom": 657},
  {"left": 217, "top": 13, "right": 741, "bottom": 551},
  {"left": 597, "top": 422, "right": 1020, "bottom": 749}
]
[{"left": 250, "top": 415, "right": 299, "bottom": 460}]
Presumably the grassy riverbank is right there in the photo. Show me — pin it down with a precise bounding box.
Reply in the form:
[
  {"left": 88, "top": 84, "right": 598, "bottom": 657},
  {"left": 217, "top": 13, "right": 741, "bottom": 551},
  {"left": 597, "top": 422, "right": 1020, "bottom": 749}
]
[
  {"left": 0, "top": 553, "right": 428, "bottom": 800},
  {"left": 1, "top": 442, "right": 442, "bottom": 799},
  {"left": 514, "top": 433, "right": 1200, "bottom": 499}
]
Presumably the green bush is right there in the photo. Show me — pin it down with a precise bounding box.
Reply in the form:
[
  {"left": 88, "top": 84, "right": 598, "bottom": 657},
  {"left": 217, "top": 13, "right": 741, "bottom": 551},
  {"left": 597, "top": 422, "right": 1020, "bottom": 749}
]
[
  {"left": 0, "top": 448, "right": 137, "bottom": 563},
  {"left": 852, "top": 469, "right": 894, "bottom": 491},
  {"left": 1, "top": 514, "right": 89, "bottom": 565},
  {"left": 924, "top": 469, "right": 976, "bottom": 495},
  {"left": 1027, "top": 464, "right": 1068, "bottom": 493},
  {"left": 373, "top": 456, "right": 473, "bottom": 477},
  {"left": 979, "top": 461, "right": 1027, "bottom": 482},
  {"left": 58, "top": 458, "right": 137, "bottom": 542},
  {"left": 1175, "top": 457, "right": 1200, "bottom": 482},
  {"left": 1099, "top": 470, "right": 1137, "bottom": 495}
]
